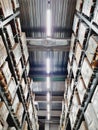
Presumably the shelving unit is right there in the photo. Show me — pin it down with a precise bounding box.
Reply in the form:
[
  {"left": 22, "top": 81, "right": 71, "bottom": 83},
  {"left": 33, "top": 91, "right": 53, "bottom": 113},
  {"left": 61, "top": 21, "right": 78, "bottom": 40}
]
[
  {"left": 60, "top": 1, "right": 98, "bottom": 130},
  {"left": 0, "top": 1, "right": 39, "bottom": 130}
]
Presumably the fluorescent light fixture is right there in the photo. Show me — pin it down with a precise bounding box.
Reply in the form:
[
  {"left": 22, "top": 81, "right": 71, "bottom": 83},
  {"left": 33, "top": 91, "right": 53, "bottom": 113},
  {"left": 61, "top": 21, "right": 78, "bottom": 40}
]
[
  {"left": 47, "top": 113, "right": 50, "bottom": 120},
  {"left": 47, "top": 92, "right": 50, "bottom": 102},
  {"left": 47, "top": 104, "right": 50, "bottom": 112},
  {"left": 46, "top": 9, "right": 51, "bottom": 36},
  {"left": 47, "top": 77, "right": 50, "bottom": 89},
  {"left": 46, "top": 58, "right": 50, "bottom": 74}
]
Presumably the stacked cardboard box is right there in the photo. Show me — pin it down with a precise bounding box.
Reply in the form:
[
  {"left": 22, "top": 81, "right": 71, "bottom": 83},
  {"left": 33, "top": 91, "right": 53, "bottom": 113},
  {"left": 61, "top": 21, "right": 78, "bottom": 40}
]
[
  {"left": 0, "top": 36, "right": 7, "bottom": 67},
  {"left": 86, "top": 35, "right": 98, "bottom": 64},
  {"left": 5, "top": 24, "right": 15, "bottom": 49},
  {"left": 76, "top": 77, "right": 86, "bottom": 104},
  {"left": 93, "top": 0, "right": 98, "bottom": 25},
  {"left": 1, "top": 61, "right": 11, "bottom": 84},
  {"left": 12, "top": 94, "right": 19, "bottom": 114},
  {"left": 0, "top": 0, "right": 13, "bottom": 18},
  {"left": 79, "top": 121, "right": 88, "bottom": 130},
  {"left": 72, "top": 15, "right": 80, "bottom": 35},
  {"left": 81, "top": 57, "right": 93, "bottom": 88},
  {"left": 76, "top": 0, "right": 83, "bottom": 12},
  {"left": 12, "top": 0, "right": 19, "bottom": 10},
  {"left": 15, "top": 18, "right": 22, "bottom": 36},
  {"left": 16, "top": 103, "right": 24, "bottom": 124},
  {"left": 11, "top": 43, "right": 22, "bottom": 65},
  {"left": 85, "top": 103, "right": 98, "bottom": 130},
  {"left": 72, "top": 58, "right": 78, "bottom": 78},
  {"left": 70, "top": 91, "right": 81, "bottom": 129},
  {"left": 82, "top": 0, "right": 95, "bottom": 17},
  {"left": 91, "top": 86, "right": 98, "bottom": 119}
]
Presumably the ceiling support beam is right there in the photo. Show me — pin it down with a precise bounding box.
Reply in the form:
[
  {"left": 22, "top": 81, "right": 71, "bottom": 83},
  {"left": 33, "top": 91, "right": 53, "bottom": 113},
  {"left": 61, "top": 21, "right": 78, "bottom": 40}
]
[
  {"left": 37, "top": 110, "right": 61, "bottom": 117},
  {"left": 35, "top": 96, "right": 63, "bottom": 103}
]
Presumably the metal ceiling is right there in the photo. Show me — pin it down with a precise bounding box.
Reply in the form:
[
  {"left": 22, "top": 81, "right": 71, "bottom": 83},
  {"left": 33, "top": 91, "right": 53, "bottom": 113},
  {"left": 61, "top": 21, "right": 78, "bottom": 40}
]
[{"left": 19, "top": 0, "right": 76, "bottom": 125}]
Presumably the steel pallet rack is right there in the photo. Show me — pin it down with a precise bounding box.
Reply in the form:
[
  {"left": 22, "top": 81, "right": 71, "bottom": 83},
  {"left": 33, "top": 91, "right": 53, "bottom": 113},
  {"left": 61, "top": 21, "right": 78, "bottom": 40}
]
[
  {"left": 0, "top": 5, "right": 38, "bottom": 130},
  {"left": 64, "top": 2, "right": 98, "bottom": 129}
]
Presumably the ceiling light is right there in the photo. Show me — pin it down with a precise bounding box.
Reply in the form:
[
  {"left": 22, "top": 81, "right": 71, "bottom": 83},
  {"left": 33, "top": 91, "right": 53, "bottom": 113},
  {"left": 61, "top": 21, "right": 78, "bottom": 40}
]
[
  {"left": 47, "top": 113, "right": 50, "bottom": 120},
  {"left": 46, "top": 9, "right": 51, "bottom": 36},
  {"left": 47, "top": 92, "right": 50, "bottom": 102},
  {"left": 47, "top": 76, "right": 50, "bottom": 89},
  {"left": 46, "top": 58, "right": 50, "bottom": 74},
  {"left": 47, "top": 104, "right": 50, "bottom": 112}
]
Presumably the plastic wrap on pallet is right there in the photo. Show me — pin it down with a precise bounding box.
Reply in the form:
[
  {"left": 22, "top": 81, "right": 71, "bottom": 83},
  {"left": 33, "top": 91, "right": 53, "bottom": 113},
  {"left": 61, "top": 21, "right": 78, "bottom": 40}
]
[
  {"left": 15, "top": 18, "right": 22, "bottom": 36},
  {"left": 12, "top": 0, "right": 19, "bottom": 10},
  {"left": 86, "top": 35, "right": 98, "bottom": 64},
  {"left": 72, "top": 15, "right": 80, "bottom": 35},
  {"left": 0, "top": 0, "right": 13, "bottom": 18},
  {"left": 91, "top": 85, "right": 98, "bottom": 119},
  {"left": 12, "top": 94, "right": 19, "bottom": 113},
  {"left": 81, "top": 58, "right": 93, "bottom": 88},
  {"left": 76, "top": 0, "right": 83, "bottom": 12},
  {"left": 11, "top": 43, "right": 22, "bottom": 65},
  {"left": 77, "top": 77, "right": 86, "bottom": 104},
  {"left": 0, "top": 36, "right": 7, "bottom": 67},
  {"left": 75, "top": 42, "right": 82, "bottom": 65},
  {"left": 16, "top": 103, "right": 24, "bottom": 124},
  {"left": 5, "top": 24, "right": 15, "bottom": 48},
  {"left": 8, "top": 77, "right": 17, "bottom": 101},
  {"left": 78, "top": 22, "right": 89, "bottom": 47},
  {"left": 85, "top": 103, "right": 98, "bottom": 130},
  {"left": 79, "top": 121, "right": 88, "bottom": 130},
  {"left": 82, "top": 0, "right": 95, "bottom": 17},
  {"left": 0, "top": 102, "right": 9, "bottom": 121},
  {"left": 1, "top": 61, "right": 11, "bottom": 84}
]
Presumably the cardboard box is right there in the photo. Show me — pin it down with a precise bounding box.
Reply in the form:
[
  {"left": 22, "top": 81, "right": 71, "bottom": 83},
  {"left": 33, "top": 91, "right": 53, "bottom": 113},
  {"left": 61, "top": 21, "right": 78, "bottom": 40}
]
[
  {"left": 81, "top": 58, "right": 93, "bottom": 88},
  {"left": 5, "top": 24, "right": 15, "bottom": 48},
  {"left": 78, "top": 22, "right": 89, "bottom": 47},
  {"left": 15, "top": 18, "right": 22, "bottom": 36},
  {"left": 93, "top": 0, "right": 98, "bottom": 25},
  {"left": 86, "top": 35, "right": 98, "bottom": 64},
  {"left": 20, "top": 32, "right": 27, "bottom": 50},
  {"left": 72, "top": 58, "right": 77, "bottom": 78},
  {"left": 16, "top": 60, "right": 23, "bottom": 80},
  {"left": 92, "top": 85, "right": 98, "bottom": 119},
  {"left": 76, "top": 0, "right": 83, "bottom": 12},
  {"left": 23, "top": 46, "right": 29, "bottom": 64},
  {"left": 21, "top": 78, "right": 26, "bottom": 92},
  {"left": 22, "top": 121, "right": 28, "bottom": 130},
  {"left": 24, "top": 85, "right": 28, "bottom": 100},
  {"left": 12, "top": 94, "right": 19, "bottom": 113},
  {"left": 85, "top": 103, "right": 98, "bottom": 130},
  {"left": 11, "top": 43, "right": 22, "bottom": 65},
  {"left": 75, "top": 42, "right": 82, "bottom": 65},
  {"left": 0, "top": 36, "right": 7, "bottom": 67},
  {"left": 79, "top": 121, "right": 88, "bottom": 130},
  {"left": 72, "top": 15, "right": 80, "bottom": 35},
  {"left": 8, "top": 77, "right": 17, "bottom": 100},
  {"left": 70, "top": 33, "right": 76, "bottom": 52},
  {"left": 16, "top": 103, "right": 24, "bottom": 124},
  {"left": 8, "top": 127, "right": 16, "bottom": 130},
  {"left": 1, "top": 61, "right": 11, "bottom": 84},
  {"left": 12, "top": 0, "right": 19, "bottom": 9},
  {"left": 77, "top": 77, "right": 86, "bottom": 103},
  {"left": 0, "top": 102, "right": 9, "bottom": 121},
  {"left": 82, "top": 0, "right": 94, "bottom": 17},
  {"left": 0, "top": 0, "right": 13, "bottom": 18}
]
